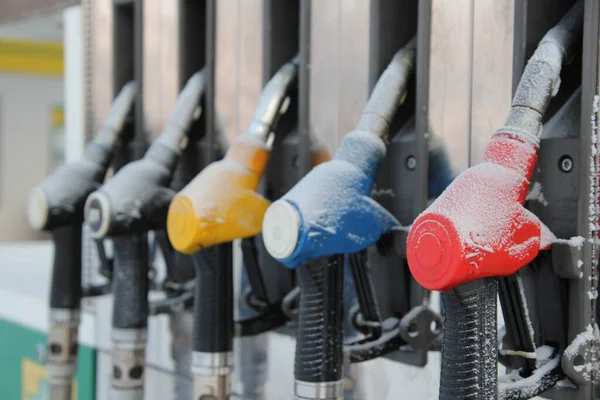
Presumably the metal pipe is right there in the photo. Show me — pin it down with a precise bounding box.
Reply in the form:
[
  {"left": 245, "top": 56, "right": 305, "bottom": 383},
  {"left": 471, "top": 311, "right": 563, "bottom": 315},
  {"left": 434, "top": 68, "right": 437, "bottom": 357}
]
[
  {"left": 245, "top": 56, "right": 299, "bottom": 145},
  {"left": 356, "top": 38, "right": 416, "bottom": 140}
]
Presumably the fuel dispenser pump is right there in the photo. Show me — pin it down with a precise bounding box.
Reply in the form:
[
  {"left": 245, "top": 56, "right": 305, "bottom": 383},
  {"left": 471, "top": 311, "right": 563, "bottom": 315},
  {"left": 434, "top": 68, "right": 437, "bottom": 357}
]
[
  {"left": 166, "top": 52, "right": 329, "bottom": 399},
  {"left": 26, "top": 82, "right": 136, "bottom": 400},
  {"left": 407, "top": 2, "right": 589, "bottom": 399},
  {"left": 261, "top": 38, "right": 449, "bottom": 400},
  {"left": 83, "top": 72, "right": 218, "bottom": 400}
]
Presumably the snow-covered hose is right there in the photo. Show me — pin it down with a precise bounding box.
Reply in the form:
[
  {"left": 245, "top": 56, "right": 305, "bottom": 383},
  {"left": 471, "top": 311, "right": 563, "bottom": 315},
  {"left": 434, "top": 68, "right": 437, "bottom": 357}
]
[
  {"left": 294, "top": 255, "right": 344, "bottom": 397},
  {"left": 112, "top": 234, "right": 150, "bottom": 330},
  {"left": 407, "top": 3, "right": 583, "bottom": 400},
  {"left": 191, "top": 244, "right": 234, "bottom": 355},
  {"left": 502, "top": 1, "right": 583, "bottom": 145},
  {"left": 440, "top": 279, "right": 498, "bottom": 399},
  {"left": 110, "top": 233, "right": 149, "bottom": 399}
]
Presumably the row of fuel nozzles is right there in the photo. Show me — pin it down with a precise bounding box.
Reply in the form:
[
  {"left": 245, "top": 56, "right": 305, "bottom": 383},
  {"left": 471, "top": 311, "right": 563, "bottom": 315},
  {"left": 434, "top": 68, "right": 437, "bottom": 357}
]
[{"left": 27, "top": 1, "right": 588, "bottom": 399}]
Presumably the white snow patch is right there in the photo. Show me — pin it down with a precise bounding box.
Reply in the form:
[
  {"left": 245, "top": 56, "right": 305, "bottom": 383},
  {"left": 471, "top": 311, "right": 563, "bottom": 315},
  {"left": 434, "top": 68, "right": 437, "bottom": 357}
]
[
  {"left": 526, "top": 182, "right": 548, "bottom": 206},
  {"left": 563, "top": 324, "right": 600, "bottom": 382},
  {"left": 578, "top": 260, "right": 584, "bottom": 269},
  {"left": 589, "top": 290, "right": 598, "bottom": 300},
  {"left": 564, "top": 324, "right": 599, "bottom": 357},
  {"left": 552, "top": 236, "right": 585, "bottom": 249},
  {"left": 498, "top": 345, "right": 559, "bottom": 398},
  {"left": 517, "top": 276, "right": 536, "bottom": 346},
  {"left": 280, "top": 130, "right": 402, "bottom": 255},
  {"left": 509, "top": 237, "right": 539, "bottom": 260},
  {"left": 420, "top": 135, "right": 544, "bottom": 266},
  {"left": 371, "top": 188, "right": 395, "bottom": 198},
  {"left": 535, "top": 345, "right": 554, "bottom": 365},
  {"left": 347, "top": 233, "right": 369, "bottom": 246},
  {"left": 555, "top": 377, "right": 577, "bottom": 389}
]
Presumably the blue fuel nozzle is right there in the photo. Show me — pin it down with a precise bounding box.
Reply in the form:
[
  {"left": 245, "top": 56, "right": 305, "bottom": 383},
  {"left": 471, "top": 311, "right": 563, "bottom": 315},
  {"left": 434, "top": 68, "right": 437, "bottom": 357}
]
[{"left": 262, "top": 130, "right": 401, "bottom": 268}]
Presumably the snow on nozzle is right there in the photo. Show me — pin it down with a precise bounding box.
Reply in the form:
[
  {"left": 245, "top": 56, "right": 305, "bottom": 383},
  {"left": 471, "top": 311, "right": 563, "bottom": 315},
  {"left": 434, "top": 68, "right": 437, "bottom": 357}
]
[
  {"left": 407, "top": 133, "right": 556, "bottom": 292},
  {"left": 262, "top": 40, "right": 417, "bottom": 268},
  {"left": 262, "top": 130, "right": 400, "bottom": 268}
]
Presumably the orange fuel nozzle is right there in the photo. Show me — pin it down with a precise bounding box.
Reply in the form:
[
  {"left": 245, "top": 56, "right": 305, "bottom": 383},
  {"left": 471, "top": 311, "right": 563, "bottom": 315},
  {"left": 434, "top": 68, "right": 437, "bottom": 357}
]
[{"left": 167, "top": 135, "right": 271, "bottom": 254}]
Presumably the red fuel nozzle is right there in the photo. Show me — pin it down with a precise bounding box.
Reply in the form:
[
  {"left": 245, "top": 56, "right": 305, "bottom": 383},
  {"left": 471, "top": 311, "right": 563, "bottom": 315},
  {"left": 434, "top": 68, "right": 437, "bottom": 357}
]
[{"left": 407, "top": 133, "right": 554, "bottom": 292}]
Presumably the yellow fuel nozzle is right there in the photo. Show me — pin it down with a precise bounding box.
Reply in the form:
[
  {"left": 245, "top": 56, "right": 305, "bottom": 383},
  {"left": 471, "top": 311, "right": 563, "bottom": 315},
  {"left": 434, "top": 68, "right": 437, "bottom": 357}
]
[
  {"left": 167, "top": 135, "right": 271, "bottom": 254},
  {"left": 167, "top": 131, "right": 332, "bottom": 254}
]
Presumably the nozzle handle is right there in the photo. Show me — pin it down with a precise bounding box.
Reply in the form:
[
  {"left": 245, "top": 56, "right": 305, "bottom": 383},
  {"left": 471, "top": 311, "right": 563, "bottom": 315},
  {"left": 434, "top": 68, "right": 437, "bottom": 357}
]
[
  {"left": 28, "top": 81, "right": 137, "bottom": 232},
  {"left": 49, "top": 225, "right": 83, "bottom": 310},
  {"left": 154, "top": 71, "right": 205, "bottom": 154},
  {"left": 93, "top": 81, "right": 138, "bottom": 151},
  {"left": 356, "top": 38, "right": 416, "bottom": 138},
  {"left": 440, "top": 278, "right": 498, "bottom": 400},
  {"left": 191, "top": 243, "right": 234, "bottom": 353},
  {"left": 111, "top": 233, "right": 150, "bottom": 330},
  {"left": 295, "top": 255, "right": 344, "bottom": 388},
  {"left": 246, "top": 57, "right": 299, "bottom": 144}
]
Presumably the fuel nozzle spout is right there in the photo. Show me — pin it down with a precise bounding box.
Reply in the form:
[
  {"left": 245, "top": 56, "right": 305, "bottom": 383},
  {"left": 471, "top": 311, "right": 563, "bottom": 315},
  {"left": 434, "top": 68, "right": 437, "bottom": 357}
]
[
  {"left": 28, "top": 81, "right": 137, "bottom": 231},
  {"left": 167, "top": 55, "right": 302, "bottom": 254},
  {"left": 262, "top": 40, "right": 416, "bottom": 268},
  {"left": 84, "top": 71, "right": 212, "bottom": 238},
  {"left": 406, "top": 2, "right": 583, "bottom": 292}
]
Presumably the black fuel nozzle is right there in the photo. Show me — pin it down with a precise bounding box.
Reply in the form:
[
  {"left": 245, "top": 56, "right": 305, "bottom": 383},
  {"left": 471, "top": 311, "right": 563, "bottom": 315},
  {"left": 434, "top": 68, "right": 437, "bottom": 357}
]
[
  {"left": 84, "top": 71, "right": 207, "bottom": 239},
  {"left": 25, "top": 81, "right": 136, "bottom": 400},
  {"left": 82, "top": 71, "right": 211, "bottom": 399}
]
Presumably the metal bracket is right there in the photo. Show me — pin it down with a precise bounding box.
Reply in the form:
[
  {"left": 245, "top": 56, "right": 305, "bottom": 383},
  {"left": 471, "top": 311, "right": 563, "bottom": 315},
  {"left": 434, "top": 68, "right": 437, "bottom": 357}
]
[{"left": 562, "top": 328, "right": 600, "bottom": 385}]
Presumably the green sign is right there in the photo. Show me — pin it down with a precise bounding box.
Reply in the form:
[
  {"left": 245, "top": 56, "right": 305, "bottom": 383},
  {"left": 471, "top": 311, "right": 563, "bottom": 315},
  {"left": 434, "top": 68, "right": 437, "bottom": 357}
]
[{"left": 0, "top": 318, "right": 96, "bottom": 400}]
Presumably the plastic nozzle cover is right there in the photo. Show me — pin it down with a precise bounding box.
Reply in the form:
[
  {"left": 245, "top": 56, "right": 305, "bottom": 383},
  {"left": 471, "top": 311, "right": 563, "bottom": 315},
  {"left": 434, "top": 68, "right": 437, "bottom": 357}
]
[
  {"left": 407, "top": 133, "right": 554, "bottom": 292},
  {"left": 167, "top": 135, "right": 271, "bottom": 254},
  {"left": 262, "top": 130, "right": 400, "bottom": 268},
  {"left": 246, "top": 57, "right": 299, "bottom": 145},
  {"left": 28, "top": 82, "right": 137, "bottom": 231}
]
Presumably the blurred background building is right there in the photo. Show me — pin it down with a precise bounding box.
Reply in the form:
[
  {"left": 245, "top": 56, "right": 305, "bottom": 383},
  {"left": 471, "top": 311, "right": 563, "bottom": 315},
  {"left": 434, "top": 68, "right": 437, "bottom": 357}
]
[{"left": 0, "top": 10, "right": 64, "bottom": 242}]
